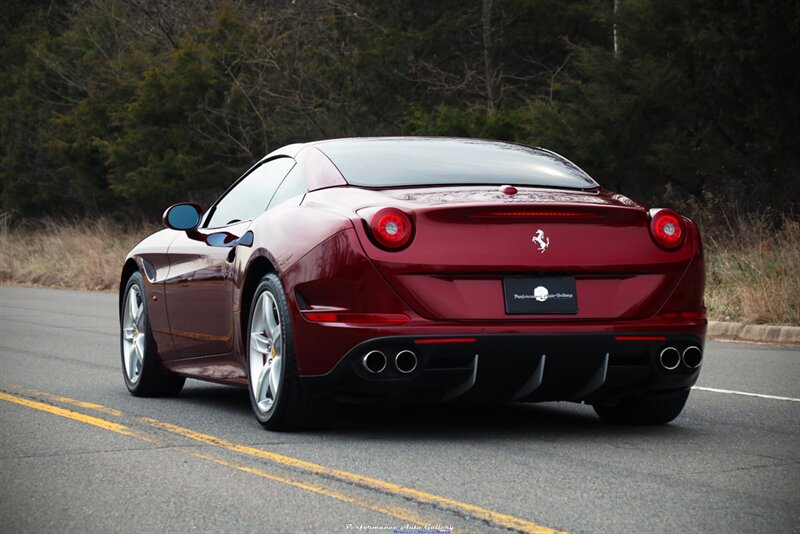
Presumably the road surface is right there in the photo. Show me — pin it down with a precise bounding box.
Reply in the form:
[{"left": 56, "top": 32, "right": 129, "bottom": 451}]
[{"left": 1, "top": 286, "right": 798, "bottom": 533}]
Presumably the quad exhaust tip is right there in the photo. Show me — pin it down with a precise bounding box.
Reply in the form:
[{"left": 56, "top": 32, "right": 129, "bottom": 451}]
[
  {"left": 362, "top": 350, "right": 387, "bottom": 374},
  {"left": 395, "top": 350, "right": 418, "bottom": 374},
  {"left": 682, "top": 346, "right": 703, "bottom": 369},
  {"left": 659, "top": 347, "right": 681, "bottom": 370}
]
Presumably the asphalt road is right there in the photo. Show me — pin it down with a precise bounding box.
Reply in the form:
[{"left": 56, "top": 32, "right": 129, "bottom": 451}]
[{"left": 1, "top": 285, "right": 798, "bottom": 534}]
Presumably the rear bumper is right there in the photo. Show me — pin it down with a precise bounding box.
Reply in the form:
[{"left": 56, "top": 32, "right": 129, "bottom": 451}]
[{"left": 301, "top": 331, "right": 704, "bottom": 404}]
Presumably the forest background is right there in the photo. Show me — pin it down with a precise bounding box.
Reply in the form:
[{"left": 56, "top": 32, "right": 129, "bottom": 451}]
[{"left": 1, "top": 0, "right": 798, "bottom": 325}]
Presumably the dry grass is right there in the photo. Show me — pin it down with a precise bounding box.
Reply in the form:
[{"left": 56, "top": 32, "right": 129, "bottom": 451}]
[
  {"left": 1, "top": 214, "right": 797, "bottom": 325},
  {"left": 0, "top": 217, "right": 156, "bottom": 291},
  {"left": 703, "top": 215, "right": 799, "bottom": 326}
]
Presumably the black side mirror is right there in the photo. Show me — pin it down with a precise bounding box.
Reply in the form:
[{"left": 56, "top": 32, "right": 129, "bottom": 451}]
[{"left": 163, "top": 203, "right": 202, "bottom": 232}]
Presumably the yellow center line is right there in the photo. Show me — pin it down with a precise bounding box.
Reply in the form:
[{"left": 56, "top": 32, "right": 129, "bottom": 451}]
[
  {"left": 140, "top": 422, "right": 562, "bottom": 533},
  {"left": 20, "top": 388, "right": 125, "bottom": 417},
  {"left": 185, "top": 450, "right": 439, "bottom": 529},
  {"left": 0, "top": 391, "right": 458, "bottom": 531},
  {"left": 0, "top": 392, "right": 157, "bottom": 444},
  {"left": 5, "top": 388, "right": 564, "bottom": 534}
]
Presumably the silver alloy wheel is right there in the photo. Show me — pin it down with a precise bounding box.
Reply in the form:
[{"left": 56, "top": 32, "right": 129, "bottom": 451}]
[
  {"left": 249, "top": 290, "right": 283, "bottom": 413},
  {"left": 121, "top": 285, "right": 145, "bottom": 384}
]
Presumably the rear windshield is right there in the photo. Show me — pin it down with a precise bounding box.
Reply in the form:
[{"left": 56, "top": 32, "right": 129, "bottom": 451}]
[{"left": 315, "top": 138, "right": 598, "bottom": 189}]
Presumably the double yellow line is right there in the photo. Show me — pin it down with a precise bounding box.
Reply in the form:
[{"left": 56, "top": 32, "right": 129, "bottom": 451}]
[{"left": 0, "top": 389, "right": 564, "bottom": 534}]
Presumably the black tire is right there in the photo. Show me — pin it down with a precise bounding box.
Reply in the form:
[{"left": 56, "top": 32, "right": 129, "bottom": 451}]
[
  {"left": 120, "top": 272, "right": 185, "bottom": 397},
  {"left": 592, "top": 389, "right": 690, "bottom": 425},
  {"left": 246, "top": 273, "right": 325, "bottom": 431}
]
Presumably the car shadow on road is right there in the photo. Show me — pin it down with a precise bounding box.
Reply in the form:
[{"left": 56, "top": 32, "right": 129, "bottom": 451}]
[
  {"left": 168, "top": 381, "right": 703, "bottom": 442},
  {"left": 326, "top": 401, "right": 703, "bottom": 442},
  {"left": 171, "top": 381, "right": 250, "bottom": 410}
]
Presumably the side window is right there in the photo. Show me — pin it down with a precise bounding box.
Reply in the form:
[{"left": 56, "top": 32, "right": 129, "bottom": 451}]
[
  {"left": 205, "top": 157, "right": 295, "bottom": 228},
  {"left": 267, "top": 164, "right": 307, "bottom": 210}
]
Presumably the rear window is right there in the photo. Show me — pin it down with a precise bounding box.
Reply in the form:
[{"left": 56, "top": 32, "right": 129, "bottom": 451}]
[{"left": 315, "top": 138, "right": 598, "bottom": 189}]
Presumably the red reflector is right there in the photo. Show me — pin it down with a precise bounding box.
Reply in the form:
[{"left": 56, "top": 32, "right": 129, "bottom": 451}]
[
  {"left": 614, "top": 336, "right": 667, "bottom": 341},
  {"left": 660, "top": 310, "right": 707, "bottom": 320},
  {"left": 414, "top": 337, "right": 477, "bottom": 345},
  {"left": 302, "top": 312, "right": 410, "bottom": 325},
  {"left": 680, "top": 311, "right": 707, "bottom": 319},
  {"left": 302, "top": 313, "right": 338, "bottom": 322}
]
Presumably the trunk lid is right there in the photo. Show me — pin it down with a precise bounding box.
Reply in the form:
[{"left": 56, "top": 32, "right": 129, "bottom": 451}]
[{"left": 349, "top": 186, "right": 695, "bottom": 321}]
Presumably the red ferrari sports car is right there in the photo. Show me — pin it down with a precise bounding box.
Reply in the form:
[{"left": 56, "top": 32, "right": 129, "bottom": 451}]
[{"left": 120, "top": 137, "right": 706, "bottom": 430}]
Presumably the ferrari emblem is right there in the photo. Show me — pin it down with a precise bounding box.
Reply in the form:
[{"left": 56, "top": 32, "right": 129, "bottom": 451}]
[{"left": 532, "top": 229, "right": 550, "bottom": 253}]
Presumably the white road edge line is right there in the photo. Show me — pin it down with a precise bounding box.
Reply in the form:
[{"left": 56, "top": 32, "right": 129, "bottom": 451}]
[{"left": 692, "top": 386, "right": 800, "bottom": 403}]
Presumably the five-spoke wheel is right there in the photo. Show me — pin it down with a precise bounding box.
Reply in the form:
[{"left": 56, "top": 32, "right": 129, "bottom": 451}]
[
  {"left": 121, "top": 284, "right": 145, "bottom": 385},
  {"left": 249, "top": 290, "right": 284, "bottom": 413},
  {"left": 246, "top": 273, "right": 324, "bottom": 430},
  {"left": 120, "top": 272, "right": 185, "bottom": 396}
]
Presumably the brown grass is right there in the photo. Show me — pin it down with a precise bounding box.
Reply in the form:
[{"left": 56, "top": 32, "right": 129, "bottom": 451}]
[
  {"left": 703, "top": 215, "right": 799, "bottom": 326},
  {"left": 1, "top": 214, "right": 797, "bottom": 325},
  {"left": 0, "top": 217, "right": 157, "bottom": 291}
]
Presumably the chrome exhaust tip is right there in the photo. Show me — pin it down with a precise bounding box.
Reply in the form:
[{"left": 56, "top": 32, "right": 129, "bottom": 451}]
[
  {"left": 659, "top": 347, "right": 681, "bottom": 370},
  {"left": 362, "top": 350, "right": 387, "bottom": 374},
  {"left": 682, "top": 346, "right": 703, "bottom": 369},
  {"left": 394, "top": 350, "right": 418, "bottom": 374}
]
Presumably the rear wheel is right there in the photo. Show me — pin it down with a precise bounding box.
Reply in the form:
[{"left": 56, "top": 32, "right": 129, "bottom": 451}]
[
  {"left": 592, "top": 389, "right": 690, "bottom": 425},
  {"left": 121, "top": 272, "right": 185, "bottom": 396},
  {"left": 247, "top": 273, "right": 324, "bottom": 431}
]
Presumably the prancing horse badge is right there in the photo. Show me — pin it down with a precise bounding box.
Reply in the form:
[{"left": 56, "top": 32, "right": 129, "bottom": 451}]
[{"left": 532, "top": 229, "right": 549, "bottom": 253}]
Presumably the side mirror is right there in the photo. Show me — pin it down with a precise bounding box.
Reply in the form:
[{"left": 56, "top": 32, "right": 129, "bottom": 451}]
[{"left": 163, "top": 203, "right": 202, "bottom": 232}]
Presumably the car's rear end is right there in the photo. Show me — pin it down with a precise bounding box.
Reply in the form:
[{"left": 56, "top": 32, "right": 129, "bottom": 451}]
[{"left": 288, "top": 138, "right": 705, "bottom": 423}]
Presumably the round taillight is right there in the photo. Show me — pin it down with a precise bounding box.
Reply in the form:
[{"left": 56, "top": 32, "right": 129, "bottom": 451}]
[
  {"left": 649, "top": 209, "right": 685, "bottom": 250},
  {"left": 369, "top": 208, "right": 413, "bottom": 250}
]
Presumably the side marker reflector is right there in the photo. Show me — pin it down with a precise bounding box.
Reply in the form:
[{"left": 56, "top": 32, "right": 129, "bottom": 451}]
[{"left": 302, "top": 312, "right": 410, "bottom": 325}]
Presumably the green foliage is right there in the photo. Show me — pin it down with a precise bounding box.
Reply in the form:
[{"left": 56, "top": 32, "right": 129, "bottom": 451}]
[
  {"left": 0, "top": 0, "right": 797, "bottom": 218},
  {"left": 108, "top": 39, "right": 229, "bottom": 206},
  {"left": 520, "top": 0, "right": 800, "bottom": 206},
  {"left": 405, "top": 105, "right": 531, "bottom": 141}
]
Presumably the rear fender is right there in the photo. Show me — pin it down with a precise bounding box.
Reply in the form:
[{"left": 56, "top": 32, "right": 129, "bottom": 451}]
[
  {"left": 281, "top": 228, "right": 413, "bottom": 375},
  {"left": 656, "top": 219, "right": 706, "bottom": 316}
]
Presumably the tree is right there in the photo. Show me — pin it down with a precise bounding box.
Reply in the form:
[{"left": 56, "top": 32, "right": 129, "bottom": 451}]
[{"left": 522, "top": 0, "right": 800, "bottom": 207}]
